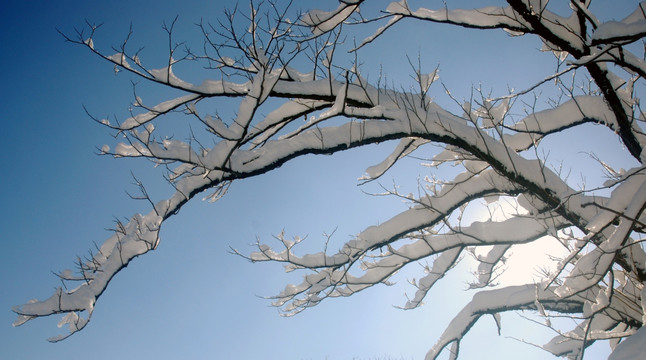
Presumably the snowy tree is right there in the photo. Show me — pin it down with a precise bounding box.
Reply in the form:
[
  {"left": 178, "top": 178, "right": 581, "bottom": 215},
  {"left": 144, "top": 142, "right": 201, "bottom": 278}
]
[{"left": 12, "top": 1, "right": 646, "bottom": 358}]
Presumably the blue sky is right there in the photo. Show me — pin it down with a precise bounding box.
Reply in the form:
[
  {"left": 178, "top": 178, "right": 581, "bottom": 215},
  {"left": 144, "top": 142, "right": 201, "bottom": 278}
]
[{"left": 0, "top": 1, "right": 641, "bottom": 359}]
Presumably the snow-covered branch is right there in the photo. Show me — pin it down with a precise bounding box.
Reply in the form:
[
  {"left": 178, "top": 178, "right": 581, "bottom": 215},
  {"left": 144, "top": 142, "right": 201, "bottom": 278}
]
[{"left": 15, "top": 1, "right": 646, "bottom": 358}]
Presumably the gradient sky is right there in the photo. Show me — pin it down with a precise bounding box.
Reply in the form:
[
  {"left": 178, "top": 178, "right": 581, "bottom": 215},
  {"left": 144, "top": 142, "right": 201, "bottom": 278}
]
[{"left": 1, "top": 1, "right": 641, "bottom": 359}]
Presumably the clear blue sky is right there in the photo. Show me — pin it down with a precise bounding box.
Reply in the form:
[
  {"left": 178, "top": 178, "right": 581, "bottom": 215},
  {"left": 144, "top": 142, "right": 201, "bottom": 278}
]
[{"left": 0, "top": 1, "right": 640, "bottom": 359}]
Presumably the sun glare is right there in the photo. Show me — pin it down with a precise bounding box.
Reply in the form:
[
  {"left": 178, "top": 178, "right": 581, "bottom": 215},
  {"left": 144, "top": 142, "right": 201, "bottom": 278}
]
[{"left": 465, "top": 196, "right": 570, "bottom": 287}]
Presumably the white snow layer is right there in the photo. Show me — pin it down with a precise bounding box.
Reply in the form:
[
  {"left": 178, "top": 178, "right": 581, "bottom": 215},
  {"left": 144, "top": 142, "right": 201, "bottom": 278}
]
[{"left": 609, "top": 326, "right": 646, "bottom": 360}]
